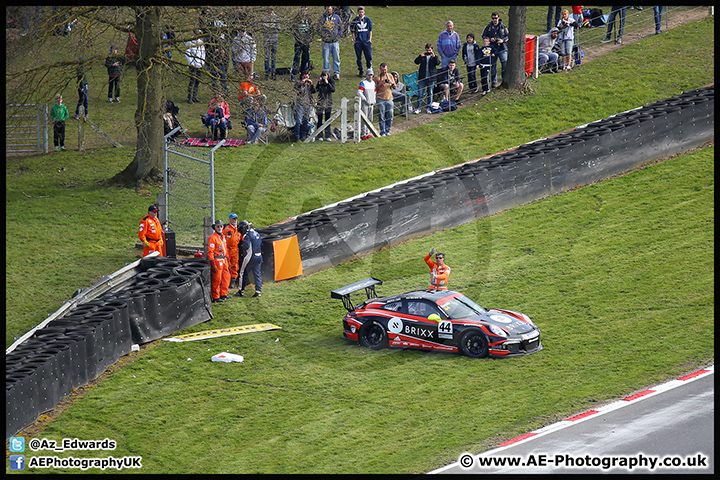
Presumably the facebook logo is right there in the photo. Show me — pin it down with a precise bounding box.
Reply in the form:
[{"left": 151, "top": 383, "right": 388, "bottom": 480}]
[
  {"left": 9, "top": 436, "right": 25, "bottom": 452},
  {"left": 9, "top": 455, "right": 25, "bottom": 470}
]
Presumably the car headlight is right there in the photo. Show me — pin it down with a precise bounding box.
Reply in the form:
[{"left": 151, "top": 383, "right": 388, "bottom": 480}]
[{"left": 488, "top": 324, "right": 507, "bottom": 337}]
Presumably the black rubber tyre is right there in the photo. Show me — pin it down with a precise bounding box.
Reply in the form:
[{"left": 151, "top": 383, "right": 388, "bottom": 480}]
[
  {"left": 358, "top": 321, "right": 388, "bottom": 350},
  {"left": 459, "top": 329, "right": 489, "bottom": 358}
]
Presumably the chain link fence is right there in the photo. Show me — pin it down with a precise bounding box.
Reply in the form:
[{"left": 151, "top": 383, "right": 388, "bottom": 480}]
[{"left": 163, "top": 129, "right": 221, "bottom": 248}]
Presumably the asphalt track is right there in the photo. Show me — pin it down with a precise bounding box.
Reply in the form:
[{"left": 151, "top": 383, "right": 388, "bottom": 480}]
[{"left": 431, "top": 366, "right": 714, "bottom": 474}]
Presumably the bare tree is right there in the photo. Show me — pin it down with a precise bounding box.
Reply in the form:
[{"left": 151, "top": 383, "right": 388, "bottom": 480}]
[{"left": 504, "top": 6, "right": 530, "bottom": 90}]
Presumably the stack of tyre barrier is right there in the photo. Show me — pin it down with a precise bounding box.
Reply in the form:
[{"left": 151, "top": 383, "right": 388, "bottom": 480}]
[
  {"left": 6, "top": 257, "right": 212, "bottom": 438},
  {"left": 256, "top": 85, "right": 714, "bottom": 281}
]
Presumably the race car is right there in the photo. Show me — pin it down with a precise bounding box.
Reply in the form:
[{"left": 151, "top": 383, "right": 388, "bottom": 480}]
[{"left": 331, "top": 278, "right": 542, "bottom": 358}]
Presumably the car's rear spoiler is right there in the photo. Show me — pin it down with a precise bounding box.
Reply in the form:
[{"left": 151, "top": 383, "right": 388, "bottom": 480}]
[{"left": 331, "top": 277, "right": 383, "bottom": 312}]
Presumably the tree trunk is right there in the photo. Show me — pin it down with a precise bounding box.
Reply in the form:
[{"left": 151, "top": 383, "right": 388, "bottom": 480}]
[
  {"left": 505, "top": 6, "right": 528, "bottom": 90},
  {"left": 109, "top": 7, "right": 164, "bottom": 188}
]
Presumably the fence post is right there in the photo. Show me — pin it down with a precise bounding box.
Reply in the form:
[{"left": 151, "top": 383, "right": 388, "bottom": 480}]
[
  {"left": 353, "top": 96, "right": 361, "bottom": 143},
  {"left": 341, "top": 97, "right": 348, "bottom": 143},
  {"left": 78, "top": 105, "right": 85, "bottom": 151},
  {"left": 43, "top": 104, "right": 49, "bottom": 154},
  {"left": 203, "top": 216, "right": 212, "bottom": 260}
]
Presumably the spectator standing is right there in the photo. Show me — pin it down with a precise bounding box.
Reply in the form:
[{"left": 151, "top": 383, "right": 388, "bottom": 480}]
[
  {"left": 319, "top": 6, "right": 343, "bottom": 80},
  {"left": 205, "top": 23, "right": 230, "bottom": 95},
  {"left": 478, "top": 37, "right": 497, "bottom": 95},
  {"left": 414, "top": 43, "right": 440, "bottom": 114},
  {"left": 653, "top": 6, "right": 664, "bottom": 34},
  {"left": 245, "top": 100, "right": 268, "bottom": 144},
  {"left": 232, "top": 29, "right": 257, "bottom": 79},
  {"left": 291, "top": 6, "right": 314, "bottom": 81},
  {"left": 351, "top": 6, "right": 373, "bottom": 78},
  {"left": 556, "top": 9, "right": 577, "bottom": 70},
  {"left": 223, "top": 213, "right": 243, "bottom": 290},
  {"left": 547, "top": 5, "right": 562, "bottom": 33},
  {"left": 482, "top": 12, "right": 509, "bottom": 88},
  {"left": 391, "top": 71, "right": 413, "bottom": 115},
  {"left": 601, "top": 6, "right": 626, "bottom": 44},
  {"left": 439, "top": 59, "right": 463, "bottom": 104},
  {"left": 236, "top": 220, "right": 263, "bottom": 298},
  {"left": 208, "top": 219, "right": 231, "bottom": 303},
  {"left": 425, "top": 247, "right": 451, "bottom": 291},
  {"left": 315, "top": 70, "right": 336, "bottom": 141},
  {"left": 104, "top": 44, "right": 122, "bottom": 103},
  {"left": 138, "top": 205, "right": 164, "bottom": 257},
  {"left": 50, "top": 93, "right": 68, "bottom": 151},
  {"left": 293, "top": 70, "right": 316, "bottom": 141},
  {"left": 436, "top": 20, "right": 462, "bottom": 69},
  {"left": 262, "top": 7, "right": 281, "bottom": 79},
  {"left": 374, "top": 62, "right": 395, "bottom": 137},
  {"left": 75, "top": 58, "right": 89, "bottom": 119},
  {"left": 462, "top": 33, "right": 481, "bottom": 93},
  {"left": 162, "top": 25, "right": 175, "bottom": 64},
  {"left": 537, "top": 28, "right": 560, "bottom": 72},
  {"left": 571, "top": 5, "right": 583, "bottom": 43},
  {"left": 185, "top": 30, "right": 205, "bottom": 104},
  {"left": 357, "top": 68, "right": 376, "bottom": 139}
]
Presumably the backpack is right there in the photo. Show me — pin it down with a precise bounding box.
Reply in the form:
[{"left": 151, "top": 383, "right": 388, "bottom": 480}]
[
  {"left": 439, "top": 100, "right": 457, "bottom": 112},
  {"left": 589, "top": 8, "right": 605, "bottom": 27}
]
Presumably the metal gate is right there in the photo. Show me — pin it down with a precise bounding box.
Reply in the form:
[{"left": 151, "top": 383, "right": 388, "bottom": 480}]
[
  {"left": 6, "top": 103, "right": 49, "bottom": 154},
  {"left": 163, "top": 128, "right": 221, "bottom": 248}
]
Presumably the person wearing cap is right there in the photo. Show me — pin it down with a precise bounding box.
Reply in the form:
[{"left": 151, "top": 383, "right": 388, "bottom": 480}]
[
  {"left": 425, "top": 247, "right": 451, "bottom": 291},
  {"left": 351, "top": 6, "right": 373, "bottom": 78},
  {"left": 537, "top": 28, "right": 560, "bottom": 73},
  {"left": 357, "top": 67, "right": 376, "bottom": 140},
  {"left": 235, "top": 220, "right": 263, "bottom": 297},
  {"left": 138, "top": 205, "right": 164, "bottom": 257},
  {"left": 223, "top": 213, "right": 244, "bottom": 289},
  {"left": 208, "top": 219, "right": 231, "bottom": 302}
]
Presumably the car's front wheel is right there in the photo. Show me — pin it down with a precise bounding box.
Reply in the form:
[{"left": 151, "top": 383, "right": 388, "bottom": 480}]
[
  {"left": 459, "top": 330, "right": 489, "bottom": 358},
  {"left": 358, "top": 321, "right": 388, "bottom": 350}
]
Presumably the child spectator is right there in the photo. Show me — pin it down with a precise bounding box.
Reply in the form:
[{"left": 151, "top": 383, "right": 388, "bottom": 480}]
[
  {"left": 462, "top": 33, "right": 481, "bottom": 94},
  {"left": 556, "top": 9, "right": 578, "bottom": 70},
  {"left": 439, "top": 59, "right": 463, "bottom": 104},
  {"left": 104, "top": 44, "right": 122, "bottom": 103},
  {"left": 357, "top": 68, "right": 376, "bottom": 140},
  {"left": 478, "top": 37, "right": 497, "bottom": 95},
  {"left": 50, "top": 94, "right": 69, "bottom": 151}
]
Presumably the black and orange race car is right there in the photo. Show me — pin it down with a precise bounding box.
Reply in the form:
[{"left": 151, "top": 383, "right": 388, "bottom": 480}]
[{"left": 332, "top": 278, "right": 542, "bottom": 358}]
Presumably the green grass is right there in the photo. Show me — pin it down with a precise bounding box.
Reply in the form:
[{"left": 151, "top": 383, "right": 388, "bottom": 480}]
[{"left": 5, "top": 7, "right": 714, "bottom": 474}]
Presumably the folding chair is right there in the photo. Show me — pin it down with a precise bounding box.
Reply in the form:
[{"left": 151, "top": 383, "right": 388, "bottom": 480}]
[
  {"left": 402, "top": 72, "right": 419, "bottom": 105},
  {"left": 274, "top": 102, "right": 296, "bottom": 142}
]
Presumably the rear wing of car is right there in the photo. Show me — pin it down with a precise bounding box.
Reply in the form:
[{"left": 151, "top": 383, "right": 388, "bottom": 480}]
[{"left": 331, "top": 277, "right": 383, "bottom": 312}]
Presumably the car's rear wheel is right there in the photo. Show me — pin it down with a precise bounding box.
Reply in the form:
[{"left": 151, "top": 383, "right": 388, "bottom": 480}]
[
  {"left": 459, "top": 330, "right": 489, "bottom": 358},
  {"left": 358, "top": 321, "right": 388, "bottom": 350}
]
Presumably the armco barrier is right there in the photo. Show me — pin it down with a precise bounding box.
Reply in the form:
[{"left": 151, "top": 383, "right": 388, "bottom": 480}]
[
  {"left": 257, "top": 85, "right": 713, "bottom": 280},
  {"left": 6, "top": 257, "right": 213, "bottom": 439}
]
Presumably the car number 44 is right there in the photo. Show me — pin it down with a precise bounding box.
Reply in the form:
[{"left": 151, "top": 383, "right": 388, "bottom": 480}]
[{"left": 438, "top": 320, "right": 453, "bottom": 339}]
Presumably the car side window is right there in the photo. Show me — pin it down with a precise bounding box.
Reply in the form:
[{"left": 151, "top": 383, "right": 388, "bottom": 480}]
[
  {"left": 408, "top": 300, "right": 440, "bottom": 317},
  {"left": 383, "top": 300, "right": 403, "bottom": 313}
]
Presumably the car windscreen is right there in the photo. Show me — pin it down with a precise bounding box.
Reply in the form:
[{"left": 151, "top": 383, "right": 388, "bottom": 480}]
[{"left": 438, "top": 296, "right": 486, "bottom": 319}]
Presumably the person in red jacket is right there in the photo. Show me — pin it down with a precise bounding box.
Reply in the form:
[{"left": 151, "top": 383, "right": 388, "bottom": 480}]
[
  {"left": 223, "top": 213, "right": 243, "bottom": 289},
  {"left": 138, "top": 205, "right": 164, "bottom": 257},
  {"left": 208, "top": 219, "right": 231, "bottom": 303},
  {"left": 424, "top": 247, "right": 451, "bottom": 291}
]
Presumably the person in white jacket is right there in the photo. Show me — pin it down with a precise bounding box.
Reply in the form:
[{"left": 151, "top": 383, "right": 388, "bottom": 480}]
[
  {"left": 185, "top": 30, "right": 205, "bottom": 104},
  {"left": 232, "top": 29, "right": 257, "bottom": 79},
  {"left": 357, "top": 67, "right": 376, "bottom": 140}
]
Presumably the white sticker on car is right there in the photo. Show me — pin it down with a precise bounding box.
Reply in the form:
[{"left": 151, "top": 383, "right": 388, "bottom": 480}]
[
  {"left": 489, "top": 314, "right": 514, "bottom": 324},
  {"left": 437, "top": 320, "right": 453, "bottom": 339},
  {"left": 388, "top": 317, "right": 403, "bottom": 334}
]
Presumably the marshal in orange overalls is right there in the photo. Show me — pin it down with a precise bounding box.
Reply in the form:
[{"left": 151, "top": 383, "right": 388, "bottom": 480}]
[
  {"left": 223, "top": 219, "right": 243, "bottom": 285},
  {"left": 138, "top": 206, "right": 164, "bottom": 257},
  {"left": 425, "top": 251, "right": 451, "bottom": 291},
  {"left": 208, "top": 226, "right": 231, "bottom": 301}
]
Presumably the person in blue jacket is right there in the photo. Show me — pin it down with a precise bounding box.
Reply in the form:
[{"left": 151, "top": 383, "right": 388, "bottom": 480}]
[
  {"left": 235, "top": 220, "right": 263, "bottom": 297},
  {"left": 436, "top": 20, "right": 461, "bottom": 69}
]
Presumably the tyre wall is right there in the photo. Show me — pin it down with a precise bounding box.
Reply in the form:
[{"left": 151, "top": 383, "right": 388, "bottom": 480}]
[
  {"left": 6, "top": 257, "right": 213, "bottom": 438},
  {"left": 257, "top": 85, "right": 714, "bottom": 280}
]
